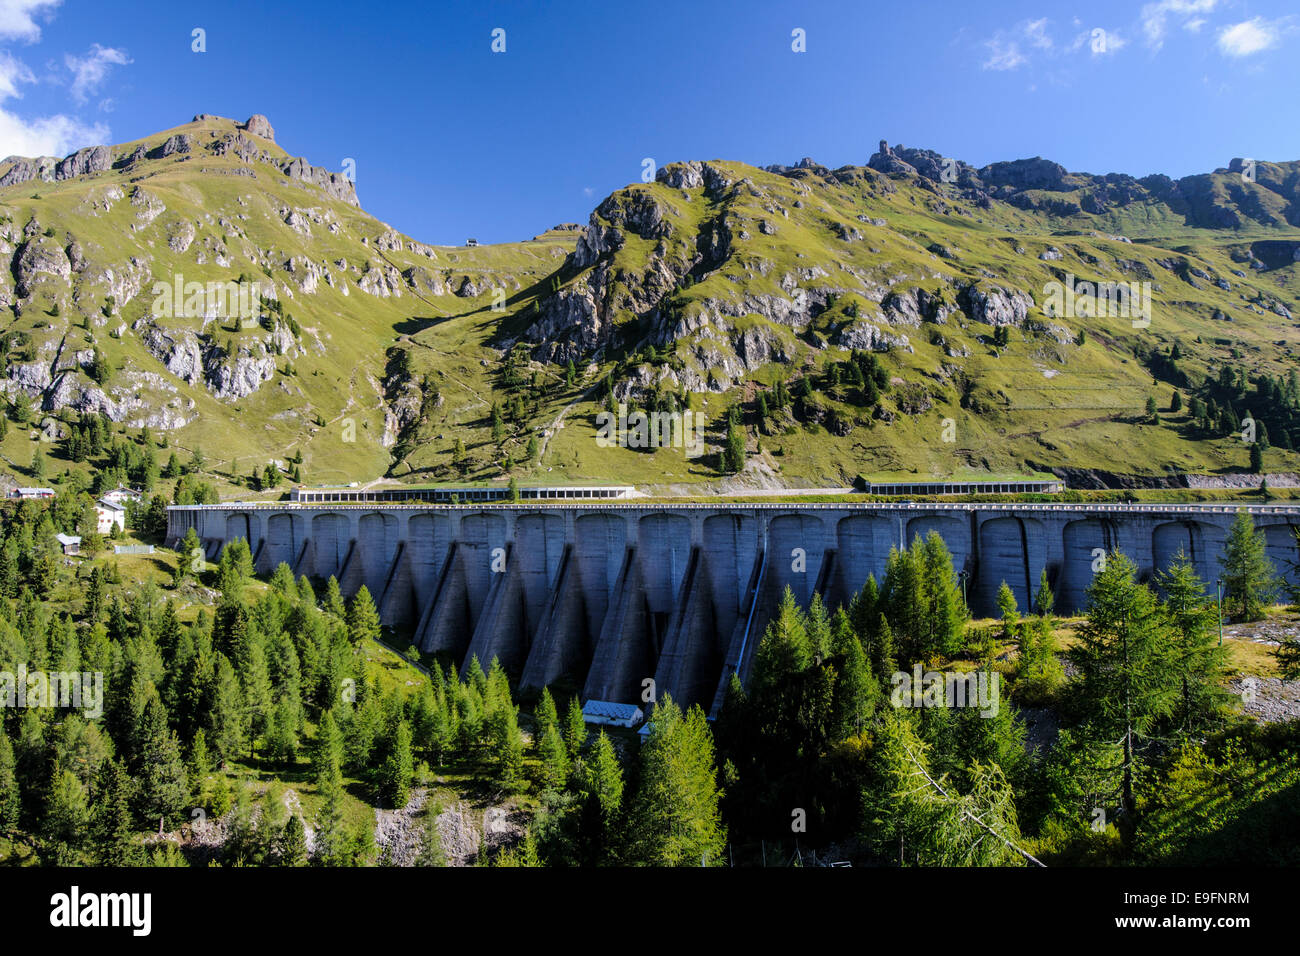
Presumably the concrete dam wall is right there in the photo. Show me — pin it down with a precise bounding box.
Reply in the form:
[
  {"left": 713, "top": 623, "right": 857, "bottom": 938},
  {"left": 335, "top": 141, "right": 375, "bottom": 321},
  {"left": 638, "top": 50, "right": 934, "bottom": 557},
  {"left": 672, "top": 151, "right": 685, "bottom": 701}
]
[{"left": 168, "top": 501, "right": 1300, "bottom": 714}]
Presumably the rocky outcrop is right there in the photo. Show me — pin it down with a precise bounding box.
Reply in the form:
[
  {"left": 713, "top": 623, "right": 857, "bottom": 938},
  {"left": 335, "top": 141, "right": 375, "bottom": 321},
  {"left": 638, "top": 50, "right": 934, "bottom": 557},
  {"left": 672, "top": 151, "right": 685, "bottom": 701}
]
[
  {"left": 140, "top": 324, "right": 204, "bottom": 384},
  {"left": 206, "top": 353, "right": 276, "bottom": 400},
  {"left": 14, "top": 238, "right": 72, "bottom": 296},
  {"left": 150, "top": 134, "right": 192, "bottom": 159},
  {"left": 403, "top": 266, "right": 447, "bottom": 296},
  {"left": 280, "top": 157, "right": 359, "bottom": 206},
  {"left": 835, "top": 320, "right": 913, "bottom": 353},
  {"left": 521, "top": 270, "right": 607, "bottom": 362},
  {"left": 241, "top": 114, "right": 276, "bottom": 142},
  {"left": 0, "top": 155, "right": 57, "bottom": 187},
  {"left": 957, "top": 283, "right": 1034, "bottom": 327},
  {"left": 55, "top": 145, "right": 112, "bottom": 180},
  {"left": 357, "top": 263, "right": 403, "bottom": 297},
  {"left": 168, "top": 221, "right": 197, "bottom": 253}
]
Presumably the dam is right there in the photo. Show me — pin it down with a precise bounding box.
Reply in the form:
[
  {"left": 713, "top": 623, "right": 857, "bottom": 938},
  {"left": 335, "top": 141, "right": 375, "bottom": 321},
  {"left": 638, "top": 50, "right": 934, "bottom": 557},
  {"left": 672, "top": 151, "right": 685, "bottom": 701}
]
[{"left": 167, "top": 500, "right": 1300, "bottom": 714}]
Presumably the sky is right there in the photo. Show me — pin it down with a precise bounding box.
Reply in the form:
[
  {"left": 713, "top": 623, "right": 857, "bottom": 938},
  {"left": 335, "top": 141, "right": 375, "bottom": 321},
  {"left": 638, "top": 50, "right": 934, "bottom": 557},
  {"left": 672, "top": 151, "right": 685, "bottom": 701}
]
[{"left": 1, "top": 0, "right": 1298, "bottom": 245}]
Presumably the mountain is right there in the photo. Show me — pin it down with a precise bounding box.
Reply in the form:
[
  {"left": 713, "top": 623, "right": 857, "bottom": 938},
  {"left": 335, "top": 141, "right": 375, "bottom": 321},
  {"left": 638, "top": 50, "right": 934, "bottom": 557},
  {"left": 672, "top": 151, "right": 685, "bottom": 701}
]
[{"left": 3, "top": 117, "right": 1300, "bottom": 492}]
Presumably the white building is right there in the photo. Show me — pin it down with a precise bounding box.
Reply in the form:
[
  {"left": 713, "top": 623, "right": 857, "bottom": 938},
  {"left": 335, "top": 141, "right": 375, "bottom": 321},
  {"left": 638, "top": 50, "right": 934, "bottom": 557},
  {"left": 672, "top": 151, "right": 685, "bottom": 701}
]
[
  {"left": 582, "top": 700, "right": 644, "bottom": 729},
  {"left": 11, "top": 487, "right": 54, "bottom": 499},
  {"left": 100, "top": 487, "right": 142, "bottom": 506},
  {"left": 95, "top": 500, "right": 125, "bottom": 534}
]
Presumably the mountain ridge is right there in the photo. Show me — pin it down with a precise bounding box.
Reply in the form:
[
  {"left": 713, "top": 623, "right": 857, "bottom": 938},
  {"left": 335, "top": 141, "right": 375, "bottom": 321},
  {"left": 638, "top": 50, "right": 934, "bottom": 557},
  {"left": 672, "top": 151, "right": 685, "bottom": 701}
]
[{"left": 2, "top": 113, "right": 1300, "bottom": 494}]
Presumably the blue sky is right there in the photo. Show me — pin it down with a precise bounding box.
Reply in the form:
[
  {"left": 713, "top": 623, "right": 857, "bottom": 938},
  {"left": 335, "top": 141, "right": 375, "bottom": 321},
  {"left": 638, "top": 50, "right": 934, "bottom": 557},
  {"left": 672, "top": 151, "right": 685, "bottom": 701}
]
[{"left": 1, "top": 0, "right": 1298, "bottom": 244}]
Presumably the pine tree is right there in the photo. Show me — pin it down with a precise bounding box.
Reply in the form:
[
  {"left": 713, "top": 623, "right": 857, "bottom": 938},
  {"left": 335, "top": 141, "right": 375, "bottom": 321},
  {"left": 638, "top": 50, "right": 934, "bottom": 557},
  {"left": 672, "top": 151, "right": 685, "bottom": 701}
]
[
  {"left": 537, "top": 723, "right": 570, "bottom": 792},
  {"left": 345, "top": 586, "right": 381, "bottom": 644},
  {"left": 91, "top": 759, "right": 139, "bottom": 866},
  {"left": 882, "top": 546, "right": 925, "bottom": 662},
  {"left": 534, "top": 688, "right": 559, "bottom": 743},
  {"left": 1069, "top": 551, "right": 1177, "bottom": 813},
  {"left": 1220, "top": 510, "right": 1280, "bottom": 621},
  {"left": 830, "top": 609, "right": 876, "bottom": 738},
  {"left": 44, "top": 767, "right": 90, "bottom": 865},
  {"left": 324, "top": 576, "right": 345, "bottom": 617},
  {"left": 495, "top": 703, "right": 525, "bottom": 791},
  {"left": 752, "top": 587, "right": 813, "bottom": 698},
  {"left": 416, "top": 801, "right": 444, "bottom": 866},
  {"left": 1034, "top": 568, "right": 1055, "bottom": 617},
  {"left": 626, "top": 697, "right": 726, "bottom": 866},
  {"left": 209, "top": 654, "right": 246, "bottom": 764},
  {"left": 313, "top": 712, "right": 349, "bottom": 866},
  {"left": 917, "top": 532, "right": 967, "bottom": 658},
  {"left": 382, "top": 720, "right": 414, "bottom": 808},
  {"left": 562, "top": 695, "right": 587, "bottom": 760},
  {"left": 0, "top": 730, "right": 19, "bottom": 831},
  {"left": 581, "top": 731, "right": 624, "bottom": 835},
  {"left": 1156, "top": 551, "right": 1230, "bottom": 730},
  {"left": 996, "top": 580, "right": 1019, "bottom": 635},
  {"left": 278, "top": 814, "right": 308, "bottom": 866},
  {"left": 135, "top": 698, "right": 189, "bottom": 829}
]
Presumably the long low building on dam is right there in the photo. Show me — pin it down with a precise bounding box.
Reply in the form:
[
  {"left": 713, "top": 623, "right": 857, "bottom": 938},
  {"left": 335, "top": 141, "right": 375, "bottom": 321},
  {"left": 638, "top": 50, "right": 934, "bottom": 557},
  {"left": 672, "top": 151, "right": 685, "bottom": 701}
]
[{"left": 167, "top": 500, "right": 1300, "bottom": 715}]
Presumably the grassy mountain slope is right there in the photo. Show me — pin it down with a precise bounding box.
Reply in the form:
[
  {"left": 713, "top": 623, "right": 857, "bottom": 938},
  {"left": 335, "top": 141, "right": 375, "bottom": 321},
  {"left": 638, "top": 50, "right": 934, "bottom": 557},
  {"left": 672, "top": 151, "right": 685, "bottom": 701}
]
[{"left": 4, "top": 119, "right": 1300, "bottom": 493}]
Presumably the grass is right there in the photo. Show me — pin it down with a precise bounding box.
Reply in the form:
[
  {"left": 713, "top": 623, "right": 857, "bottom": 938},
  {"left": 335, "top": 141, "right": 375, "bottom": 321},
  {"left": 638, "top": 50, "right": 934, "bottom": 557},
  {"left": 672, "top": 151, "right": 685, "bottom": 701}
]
[{"left": 5, "top": 117, "right": 1300, "bottom": 497}]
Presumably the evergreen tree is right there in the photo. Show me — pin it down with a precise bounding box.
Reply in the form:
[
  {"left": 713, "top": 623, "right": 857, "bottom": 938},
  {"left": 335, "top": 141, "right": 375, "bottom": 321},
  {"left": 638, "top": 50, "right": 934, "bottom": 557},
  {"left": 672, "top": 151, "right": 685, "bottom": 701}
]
[
  {"left": 324, "top": 577, "right": 345, "bottom": 617},
  {"left": 209, "top": 654, "right": 246, "bottom": 764},
  {"left": 346, "top": 586, "right": 381, "bottom": 644},
  {"left": 917, "top": 532, "right": 967, "bottom": 658},
  {"left": 313, "top": 712, "right": 349, "bottom": 866},
  {"left": 538, "top": 723, "right": 570, "bottom": 793},
  {"left": 44, "top": 767, "right": 90, "bottom": 865},
  {"left": 996, "top": 581, "right": 1019, "bottom": 635},
  {"left": 0, "top": 730, "right": 19, "bottom": 831},
  {"left": 1156, "top": 551, "right": 1230, "bottom": 730},
  {"left": 382, "top": 720, "right": 414, "bottom": 808},
  {"left": 1034, "top": 568, "right": 1055, "bottom": 617},
  {"left": 830, "top": 609, "right": 877, "bottom": 738},
  {"left": 135, "top": 698, "right": 189, "bottom": 829},
  {"left": 534, "top": 688, "right": 559, "bottom": 744},
  {"left": 91, "top": 759, "right": 139, "bottom": 866},
  {"left": 562, "top": 695, "right": 587, "bottom": 760},
  {"left": 1219, "top": 510, "right": 1280, "bottom": 621},
  {"left": 582, "top": 731, "right": 624, "bottom": 833},
  {"left": 278, "top": 814, "right": 308, "bottom": 866},
  {"left": 416, "top": 802, "right": 444, "bottom": 866},
  {"left": 626, "top": 697, "right": 726, "bottom": 866},
  {"left": 1069, "top": 551, "right": 1177, "bottom": 813}
]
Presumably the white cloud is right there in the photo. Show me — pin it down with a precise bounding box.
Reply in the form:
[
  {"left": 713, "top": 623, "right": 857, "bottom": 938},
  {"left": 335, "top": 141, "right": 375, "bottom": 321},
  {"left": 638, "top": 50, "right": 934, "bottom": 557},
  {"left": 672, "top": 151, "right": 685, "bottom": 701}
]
[
  {"left": 0, "top": 51, "right": 106, "bottom": 157},
  {"left": 982, "top": 35, "right": 1026, "bottom": 71},
  {"left": 1024, "top": 18, "right": 1053, "bottom": 51},
  {"left": 0, "top": 0, "right": 60, "bottom": 43},
  {"left": 1141, "top": 0, "right": 1218, "bottom": 50},
  {"left": 0, "top": 108, "right": 105, "bottom": 157},
  {"left": 982, "top": 19, "right": 1058, "bottom": 71},
  {"left": 64, "top": 43, "right": 130, "bottom": 104},
  {"left": 0, "top": 48, "right": 32, "bottom": 99},
  {"left": 1217, "top": 17, "right": 1282, "bottom": 57}
]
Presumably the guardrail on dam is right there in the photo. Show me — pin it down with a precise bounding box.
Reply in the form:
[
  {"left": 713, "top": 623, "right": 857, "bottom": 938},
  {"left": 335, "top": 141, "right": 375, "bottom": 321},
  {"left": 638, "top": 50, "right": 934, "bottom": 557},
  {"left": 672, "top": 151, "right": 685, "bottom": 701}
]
[{"left": 168, "top": 501, "right": 1300, "bottom": 714}]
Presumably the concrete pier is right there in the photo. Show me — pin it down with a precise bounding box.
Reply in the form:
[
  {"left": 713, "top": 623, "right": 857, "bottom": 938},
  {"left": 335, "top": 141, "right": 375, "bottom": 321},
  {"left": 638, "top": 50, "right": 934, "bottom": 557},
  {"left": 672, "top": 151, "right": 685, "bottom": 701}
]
[{"left": 168, "top": 500, "right": 1300, "bottom": 713}]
